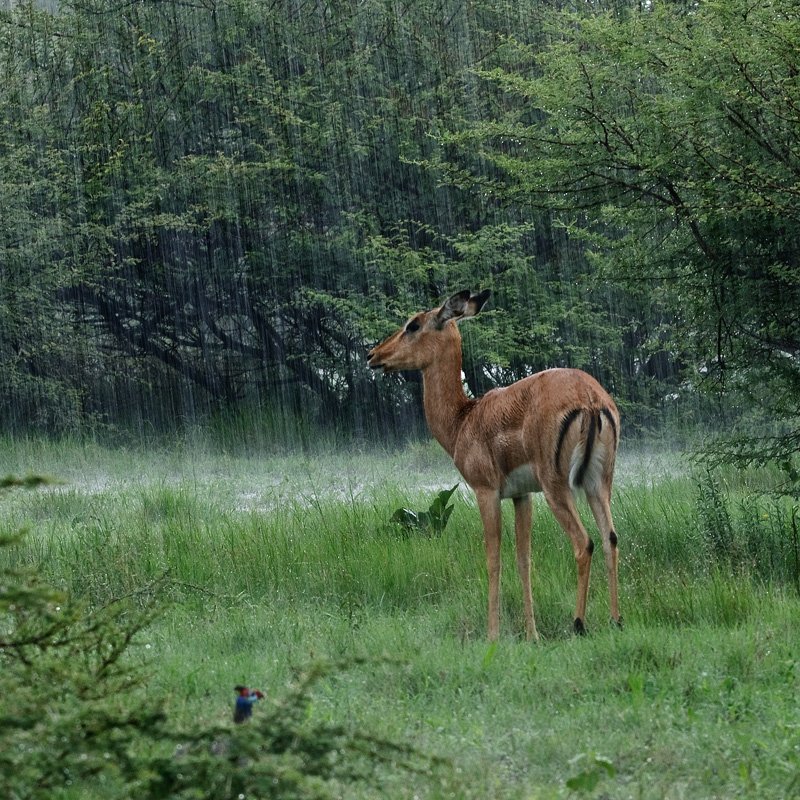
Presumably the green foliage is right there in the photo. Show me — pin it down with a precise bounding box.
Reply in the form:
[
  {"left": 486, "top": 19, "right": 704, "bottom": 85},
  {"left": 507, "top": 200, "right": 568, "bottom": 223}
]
[
  {"left": 701, "top": 432, "right": 800, "bottom": 499},
  {"left": 1, "top": 520, "right": 165, "bottom": 799},
  {"left": 0, "top": 0, "right": 693, "bottom": 441},
  {"left": 0, "top": 476, "right": 446, "bottom": 799},
  {"left": 456, "top": 0, "right": 800, "bottom": 461},
  {"left": 0, "top": 474, "right": 52, "bottom": 490},
  {"left": 3, "top": 446, "right": 800, "bottom": 797},
  {"left": 565, "top": 753, "right": 616, "bottom": 794},
  {"left": 146, "top": 660, "right": 445, "bottom": 800},
  {"left": 696, "top": 469, "right": 736, "bottom": 562},
  {"left": 1, "top": 0, "right": 797, "bottom": 461},
  {"left": 390, "top": 484, "right": 459, "bottom": 536},
  {"left": 691, "top": 466, "right": 800, "bottom": 592}
]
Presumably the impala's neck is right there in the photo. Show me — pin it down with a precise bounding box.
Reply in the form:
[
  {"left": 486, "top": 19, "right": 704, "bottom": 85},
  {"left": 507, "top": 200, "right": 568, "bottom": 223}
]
[{"left": 421, "top": 334, "right": 472, "bottom": 458}]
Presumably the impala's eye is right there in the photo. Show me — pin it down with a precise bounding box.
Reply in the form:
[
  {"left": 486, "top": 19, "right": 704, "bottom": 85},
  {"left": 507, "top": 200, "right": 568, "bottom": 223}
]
[{"left": 405, "top": 320, "right": 420, "bottom": 334}]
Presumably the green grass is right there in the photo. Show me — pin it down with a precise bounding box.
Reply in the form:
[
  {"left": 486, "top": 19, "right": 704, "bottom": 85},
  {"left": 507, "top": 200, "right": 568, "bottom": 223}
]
[{"left": 2, "top": 439, "right": 800, "bottom": 798}]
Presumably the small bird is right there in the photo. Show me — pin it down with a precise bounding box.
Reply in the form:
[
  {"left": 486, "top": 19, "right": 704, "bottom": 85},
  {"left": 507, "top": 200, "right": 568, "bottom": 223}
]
[{"left": 233, "top": 685, "right": 264, "bottom": 723}]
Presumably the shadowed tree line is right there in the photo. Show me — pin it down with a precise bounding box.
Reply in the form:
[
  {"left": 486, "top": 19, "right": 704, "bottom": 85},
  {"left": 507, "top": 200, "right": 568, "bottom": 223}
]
[{"left": 0, "top": 0, "right": 797, "bottom": 467}]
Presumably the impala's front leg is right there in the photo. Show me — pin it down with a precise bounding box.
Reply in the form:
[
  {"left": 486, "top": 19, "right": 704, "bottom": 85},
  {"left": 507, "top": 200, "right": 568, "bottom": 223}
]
[
  {"left": 475, "top": 488, "right": 502, "bottom": 641},
  {"left": 513, "top": 494, "right": 538, "bottom": 641}
]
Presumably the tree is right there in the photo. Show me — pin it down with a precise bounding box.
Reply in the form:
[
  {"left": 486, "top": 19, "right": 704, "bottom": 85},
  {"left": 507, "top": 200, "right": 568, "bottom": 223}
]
[
  {"left": 0, "top": 0, "right": 699, "bottom": 440},
  {"left": 451, "top": 0, "right": 800, "bottom": 469}
]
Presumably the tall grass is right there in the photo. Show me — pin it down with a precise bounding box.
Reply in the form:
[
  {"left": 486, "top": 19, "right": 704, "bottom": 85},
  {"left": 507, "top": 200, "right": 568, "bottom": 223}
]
[
  {"left": 3, "top": 450, "right": 797, "bottom": 635},
  {"left": 2, "top": 441, "right": 799, "bottom": 798}
]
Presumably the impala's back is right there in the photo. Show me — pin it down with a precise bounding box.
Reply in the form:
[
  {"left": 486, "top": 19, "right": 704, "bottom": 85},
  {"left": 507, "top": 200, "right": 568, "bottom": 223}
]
[{"left": 451, "top": 367, "right": 620, "bottom": 500}]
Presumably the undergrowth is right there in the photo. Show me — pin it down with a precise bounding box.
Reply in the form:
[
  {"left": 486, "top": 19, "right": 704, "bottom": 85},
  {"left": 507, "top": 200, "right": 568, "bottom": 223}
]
[{"left": 1, "top": 446, "right": 799, "bottom": 798}]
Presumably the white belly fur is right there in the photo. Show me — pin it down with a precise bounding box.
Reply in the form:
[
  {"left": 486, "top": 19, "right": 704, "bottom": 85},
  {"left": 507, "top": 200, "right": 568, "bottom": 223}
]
[{"left": 500, "top": 464, "right": 541, "bottom": 499}]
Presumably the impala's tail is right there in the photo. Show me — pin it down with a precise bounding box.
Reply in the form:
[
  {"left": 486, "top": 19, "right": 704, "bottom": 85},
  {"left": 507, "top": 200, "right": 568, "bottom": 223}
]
[{"left": 556, "top": 407, "right": 618, "bottom": 493}]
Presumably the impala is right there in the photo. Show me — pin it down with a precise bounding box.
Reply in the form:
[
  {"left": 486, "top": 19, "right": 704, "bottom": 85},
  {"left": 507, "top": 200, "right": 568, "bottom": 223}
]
[{"left": 368, "top": 289, "right": 621, "bottom": 640}]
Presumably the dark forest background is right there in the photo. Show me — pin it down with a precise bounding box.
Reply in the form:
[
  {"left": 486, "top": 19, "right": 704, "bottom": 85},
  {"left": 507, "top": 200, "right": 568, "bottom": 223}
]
[{"left": 0, "top": 0, "right": 798, "bottom": 467}]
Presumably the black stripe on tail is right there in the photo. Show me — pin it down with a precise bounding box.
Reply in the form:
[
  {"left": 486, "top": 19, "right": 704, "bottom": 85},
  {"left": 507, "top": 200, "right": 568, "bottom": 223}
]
[
  {"left": 601, "top": 407, "right": 618, "bottom": 445},
  {"left": 574, "top": 412, "right": 598, "bottom": 488},
  {"left": 556, "top": 407, "right": 617, "bottom": 487},
  {"left": 554, "top": 408, "right": 582, "bottom": 475}
]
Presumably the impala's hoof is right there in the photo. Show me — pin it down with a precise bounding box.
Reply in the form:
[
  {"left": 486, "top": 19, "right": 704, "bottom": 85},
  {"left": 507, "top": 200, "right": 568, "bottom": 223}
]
[
  {"left": 611, "top": 616, "right": 624, "bottom": 630},
  {"left": 574, "top": 618, "right": 587, "bottom": 636}
]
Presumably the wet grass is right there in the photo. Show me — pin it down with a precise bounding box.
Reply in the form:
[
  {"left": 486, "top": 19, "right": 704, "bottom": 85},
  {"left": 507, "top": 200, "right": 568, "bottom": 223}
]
[{"left": 2, "top": 439, "right": 800, "bottom": 798}]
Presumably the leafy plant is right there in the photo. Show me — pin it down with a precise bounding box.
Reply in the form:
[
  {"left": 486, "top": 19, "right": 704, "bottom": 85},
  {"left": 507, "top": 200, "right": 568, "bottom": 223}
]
[
  {"left": 565, "top": 753, "right": 616, "bottom": 794},
  {"left": 0, "top": 474, "right": 53, "bottom": 490},
  {"left": 696, "top": 468, "right": 736, "bottom": 563},
  {"left": 390, "top": 484, "right": 459, "bottom": 536}
]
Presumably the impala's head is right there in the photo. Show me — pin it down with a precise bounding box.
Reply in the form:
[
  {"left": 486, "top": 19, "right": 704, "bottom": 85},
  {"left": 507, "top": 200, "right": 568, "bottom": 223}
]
[{"left": 367, "top": 289, "right": 491, "bottom": 373}]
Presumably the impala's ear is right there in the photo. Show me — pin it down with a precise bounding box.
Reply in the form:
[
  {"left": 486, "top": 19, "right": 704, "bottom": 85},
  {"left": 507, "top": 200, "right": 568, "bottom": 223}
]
[
  {"left": 435, "top": 290, "right": 472, "bottom": 326},
  {"left": 435, "top": 289, "right": 491, "bottom": 327},
  {"left": 463, "top": 289, "right": 491, "bottom": 319}
]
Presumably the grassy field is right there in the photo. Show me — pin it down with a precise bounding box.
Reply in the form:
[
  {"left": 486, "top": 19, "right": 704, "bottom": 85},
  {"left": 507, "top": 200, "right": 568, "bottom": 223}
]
[{"left": 2, "top": 436, "right": 799, "bottom": 798}]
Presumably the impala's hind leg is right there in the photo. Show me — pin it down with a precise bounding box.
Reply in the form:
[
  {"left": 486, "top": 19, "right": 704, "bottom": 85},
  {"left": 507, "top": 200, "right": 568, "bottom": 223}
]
[
  {"left": 586, "top": 490, "right": 621, "bottom": 626},
  {"left": 543, "top": 486, "right": 594, "bottom": 635}
]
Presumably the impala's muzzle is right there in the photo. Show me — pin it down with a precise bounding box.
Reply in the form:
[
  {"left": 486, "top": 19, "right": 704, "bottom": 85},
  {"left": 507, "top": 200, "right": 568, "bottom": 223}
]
[{"left": 367, "top": 347, "right": 384, "bottom": 371}]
